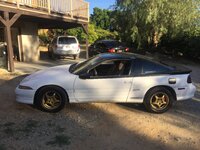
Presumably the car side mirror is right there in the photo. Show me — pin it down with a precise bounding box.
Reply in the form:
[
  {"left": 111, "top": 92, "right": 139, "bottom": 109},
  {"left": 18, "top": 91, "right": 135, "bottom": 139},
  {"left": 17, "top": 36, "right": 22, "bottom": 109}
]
[{"left": 79, "top": 73, "right": 90, "bottom": 79}]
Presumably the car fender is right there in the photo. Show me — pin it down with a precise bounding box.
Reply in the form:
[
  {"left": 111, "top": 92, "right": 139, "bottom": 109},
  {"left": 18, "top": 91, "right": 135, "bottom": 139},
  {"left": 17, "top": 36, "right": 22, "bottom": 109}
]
[{"left": 127, "top": 74, "right": 189, "bottom": 103}]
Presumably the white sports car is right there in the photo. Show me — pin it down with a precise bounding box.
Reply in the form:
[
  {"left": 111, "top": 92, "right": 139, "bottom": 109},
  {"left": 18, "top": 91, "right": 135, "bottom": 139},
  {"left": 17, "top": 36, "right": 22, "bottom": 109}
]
[{"left": 15, "top": 53, "right": 196, "bottom": 113}]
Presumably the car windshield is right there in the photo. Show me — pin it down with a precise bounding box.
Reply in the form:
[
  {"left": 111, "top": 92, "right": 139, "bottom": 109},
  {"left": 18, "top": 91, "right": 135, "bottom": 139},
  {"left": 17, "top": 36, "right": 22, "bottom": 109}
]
[
  {"left": 58, "top": 37, "right": 76, "bottom": 44},
  {"left": 70, "top": 56, "right": 103, "bottom": 74}
]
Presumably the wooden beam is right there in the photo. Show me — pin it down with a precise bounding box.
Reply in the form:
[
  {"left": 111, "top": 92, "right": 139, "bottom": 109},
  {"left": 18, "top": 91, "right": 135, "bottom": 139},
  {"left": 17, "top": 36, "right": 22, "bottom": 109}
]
[
  {"left": 81, "top": 24, "right": 88, "bottom": 35},
  {"left": 8, "top": 13, "right": 21, "bottom": 27},
  {"left": 0, "top": 5, "right": 88, "bottom": 24},
  {"left": 0, "top": 15, "right": 6, "bottom": 26}
]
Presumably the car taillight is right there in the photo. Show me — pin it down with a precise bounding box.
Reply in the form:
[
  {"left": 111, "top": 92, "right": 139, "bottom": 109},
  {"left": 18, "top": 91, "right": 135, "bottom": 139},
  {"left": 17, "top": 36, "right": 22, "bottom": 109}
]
[
  {"left": 108, "top": 48, "right": 115, "bottom": 53},
  {"left": 187, "top": 75, "right": 192, "bottom": 83},
  {"left": 125, "top": 48, "right": 129, "bottom": 52}
]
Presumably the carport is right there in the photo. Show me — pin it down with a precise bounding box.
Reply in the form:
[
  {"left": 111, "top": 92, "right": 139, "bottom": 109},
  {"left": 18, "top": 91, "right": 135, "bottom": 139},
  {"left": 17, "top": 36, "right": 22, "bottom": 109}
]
[{"left": 0, "top": 0, "right": 89, "bottom": 72}]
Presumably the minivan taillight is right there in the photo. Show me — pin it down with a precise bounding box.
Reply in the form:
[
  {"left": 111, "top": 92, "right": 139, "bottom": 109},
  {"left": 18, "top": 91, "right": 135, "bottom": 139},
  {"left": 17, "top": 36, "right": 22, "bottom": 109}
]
[{"left": 187, "top": 75, "right": 192, "bottom": 83}]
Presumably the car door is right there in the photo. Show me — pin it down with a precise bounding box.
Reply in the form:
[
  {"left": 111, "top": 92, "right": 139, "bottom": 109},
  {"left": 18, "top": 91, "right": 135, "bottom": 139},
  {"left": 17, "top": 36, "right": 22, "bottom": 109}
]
[{"left": 73, "top": 59, "right": 133, "bottom": 102}]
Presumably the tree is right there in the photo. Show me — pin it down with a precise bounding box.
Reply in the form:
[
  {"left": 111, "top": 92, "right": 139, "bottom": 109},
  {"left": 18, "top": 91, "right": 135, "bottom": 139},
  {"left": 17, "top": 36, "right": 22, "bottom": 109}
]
[
  {"left": 113, "top": 0, "right": 200, "bottom": 50},
  {"left": 43, "top": 23, "right": 118, "bottom": 44},
  {"left": 91, "top": 7, "right": 112, "bottom": 30}
]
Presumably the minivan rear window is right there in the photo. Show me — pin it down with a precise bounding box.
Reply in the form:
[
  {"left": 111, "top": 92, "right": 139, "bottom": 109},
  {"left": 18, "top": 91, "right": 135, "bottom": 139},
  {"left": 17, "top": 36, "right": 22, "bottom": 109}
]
[{"left": 58, "top": 37, "right": 76, "bottom": 44}]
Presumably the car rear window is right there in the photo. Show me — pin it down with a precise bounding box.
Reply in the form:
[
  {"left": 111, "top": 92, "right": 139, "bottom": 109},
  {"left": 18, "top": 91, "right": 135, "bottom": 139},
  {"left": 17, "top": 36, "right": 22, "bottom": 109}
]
[
  {"left": 58, "top": 37, "right": 77, "bottom": 44},
  {"left": 132, "top": 58, "right": 174, "bottom": 76},
  {"left": 103, "top": 41, "right": 123, "bottom": 47}
]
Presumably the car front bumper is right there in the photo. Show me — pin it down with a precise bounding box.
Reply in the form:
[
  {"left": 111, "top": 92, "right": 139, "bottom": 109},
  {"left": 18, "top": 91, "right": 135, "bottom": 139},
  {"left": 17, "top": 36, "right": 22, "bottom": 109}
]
[{"left": 15, "top": 86, "right": 36, "bottom": 104}]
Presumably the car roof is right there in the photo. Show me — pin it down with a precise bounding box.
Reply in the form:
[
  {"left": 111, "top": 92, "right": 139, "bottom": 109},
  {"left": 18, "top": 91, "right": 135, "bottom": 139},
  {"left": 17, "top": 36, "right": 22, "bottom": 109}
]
[
  {"left": 98, "top": 52, "right": 153, "bottom": 60},
  {"left": 97, "top": 39, "right": 119, "bottom": 43},
  {"left": 57, "top": 36, "right": 77, "bottom": 38}
]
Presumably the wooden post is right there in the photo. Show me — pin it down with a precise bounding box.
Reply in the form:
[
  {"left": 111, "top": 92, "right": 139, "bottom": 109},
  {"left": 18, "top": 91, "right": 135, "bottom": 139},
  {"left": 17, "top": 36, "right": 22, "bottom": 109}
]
[
  {"left": 81, "top": 24, "right": 89, "bottom": 59},
  {"left": 17, "top": 0, "right": 20, "bottom": 8},
  {"left": 70, "top": 0, "right": 73, "bottom": 18},
  {"left": 86, "top": 35, "right": 89, "bottom": 59},
  {"left": 87, "top": 2, "right": 90, "bottom": 22},
  {"left": 0, "top": 12, "right": 21, "bottom": 72},
  {"left": 47, "top": 0, "right": 51, "bottom": 14},
  {"left": 18, "top": 27, "right": 24, "bottom": 62},
  {"left": 4, "top": 12, "right": 14, "bottom": 72}
]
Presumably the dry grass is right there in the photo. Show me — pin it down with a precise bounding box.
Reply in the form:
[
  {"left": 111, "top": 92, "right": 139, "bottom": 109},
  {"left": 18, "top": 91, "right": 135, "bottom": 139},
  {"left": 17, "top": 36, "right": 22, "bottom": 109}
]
[{"left": 0, "top": 69, "right": 24, "bottom": 77}]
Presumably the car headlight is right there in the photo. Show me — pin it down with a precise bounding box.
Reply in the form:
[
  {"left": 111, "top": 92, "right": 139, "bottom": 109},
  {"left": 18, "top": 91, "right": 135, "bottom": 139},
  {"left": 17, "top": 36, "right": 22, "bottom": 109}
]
[{"left": 18, "top": 85, "right": 33, "bottom": 90}]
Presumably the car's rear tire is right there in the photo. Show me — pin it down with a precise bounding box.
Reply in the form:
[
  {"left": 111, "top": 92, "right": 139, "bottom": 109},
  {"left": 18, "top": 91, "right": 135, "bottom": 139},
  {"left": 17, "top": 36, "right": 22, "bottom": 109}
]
[
  {"left": 35, "top": 86, "right": 67, "bottom": 113},
  {"left": 143, "top": 87, "right": 174, "bottom": 113}
]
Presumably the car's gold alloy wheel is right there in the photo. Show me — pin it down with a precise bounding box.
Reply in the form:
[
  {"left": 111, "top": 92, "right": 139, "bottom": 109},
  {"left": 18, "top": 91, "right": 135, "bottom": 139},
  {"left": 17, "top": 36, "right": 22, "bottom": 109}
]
[
  {"left": 150, "top": 92, "right": 169, "bottom": 110},
  {"left": 42, "top": 91, "right": 62, "bottom": 110}
]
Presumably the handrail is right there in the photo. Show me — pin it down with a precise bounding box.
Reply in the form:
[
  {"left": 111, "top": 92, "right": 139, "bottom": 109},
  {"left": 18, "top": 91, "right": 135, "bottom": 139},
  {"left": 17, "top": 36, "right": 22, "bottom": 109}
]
[{"left": 0, "top": 0, "right": 89, "bottom": 21}]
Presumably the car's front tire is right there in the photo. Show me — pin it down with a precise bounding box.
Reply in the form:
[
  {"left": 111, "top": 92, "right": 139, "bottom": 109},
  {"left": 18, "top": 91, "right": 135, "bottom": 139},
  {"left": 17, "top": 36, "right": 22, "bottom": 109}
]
[
  {"left": 35, "top": 86, "right": 68, "bottom": 113},
  {"left": 143, "top": 87, "right": 175, "bottom": 113}
]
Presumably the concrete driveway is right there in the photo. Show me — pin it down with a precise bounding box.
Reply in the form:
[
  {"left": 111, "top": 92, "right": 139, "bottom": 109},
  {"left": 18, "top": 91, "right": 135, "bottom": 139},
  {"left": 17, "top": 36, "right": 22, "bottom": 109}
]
[
  {"left": 14, "top": 59, "right": 78, "bottom": 74},
  {"left": 14, "top": 47, "right": 87, "bottom": 74}
]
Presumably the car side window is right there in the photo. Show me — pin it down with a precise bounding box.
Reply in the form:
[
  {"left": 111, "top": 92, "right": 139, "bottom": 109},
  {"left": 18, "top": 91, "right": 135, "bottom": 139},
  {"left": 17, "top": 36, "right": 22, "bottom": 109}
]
[
  {"left": 132, "top": 58, "right": 171, "bottom": 76},
  {"left": 89, "top": 59, "right": 132, "bottom": 78}
]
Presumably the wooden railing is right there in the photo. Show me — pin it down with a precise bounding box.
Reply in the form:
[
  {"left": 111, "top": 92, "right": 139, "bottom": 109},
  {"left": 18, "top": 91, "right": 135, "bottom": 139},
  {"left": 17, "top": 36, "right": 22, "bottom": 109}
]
[{"left": 0, "top": 0, "right": 89, "bottom": 21}]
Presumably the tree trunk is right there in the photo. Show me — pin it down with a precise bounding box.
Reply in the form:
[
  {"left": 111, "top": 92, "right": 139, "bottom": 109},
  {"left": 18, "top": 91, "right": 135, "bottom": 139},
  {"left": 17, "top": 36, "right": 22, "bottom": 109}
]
[{"left": 153, "top": 31, "right": 159, "bottom": 48}]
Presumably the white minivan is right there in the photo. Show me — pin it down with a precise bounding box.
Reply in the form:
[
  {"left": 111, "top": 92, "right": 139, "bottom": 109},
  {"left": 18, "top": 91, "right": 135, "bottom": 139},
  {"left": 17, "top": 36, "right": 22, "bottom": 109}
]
[{"left": 48, "top": 36, "right": 80, "bottom": 60}]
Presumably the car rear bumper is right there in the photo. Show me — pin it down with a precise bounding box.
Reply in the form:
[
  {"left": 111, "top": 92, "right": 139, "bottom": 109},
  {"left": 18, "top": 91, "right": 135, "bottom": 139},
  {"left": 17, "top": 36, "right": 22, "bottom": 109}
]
[
  {"left": 15, "top": 86, "right": 36, "bottom": 104},
  {"left": 54, "top": 49, "right": 80, "bottom": 55},
  {"left": 176, "top": 83, "right": 196, "bottom": 101}
]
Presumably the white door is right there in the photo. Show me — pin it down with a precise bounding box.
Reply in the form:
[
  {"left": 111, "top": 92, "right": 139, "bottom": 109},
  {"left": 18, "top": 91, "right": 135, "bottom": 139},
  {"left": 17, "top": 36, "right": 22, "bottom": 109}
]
[{"left": 73, "top": 76, "right": 133, "bottom": 102}]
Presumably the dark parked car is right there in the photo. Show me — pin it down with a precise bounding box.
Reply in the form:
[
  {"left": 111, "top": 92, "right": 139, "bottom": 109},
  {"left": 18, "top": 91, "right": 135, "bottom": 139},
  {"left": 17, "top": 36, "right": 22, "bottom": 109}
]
[{"left": 89, "top": 40, "right": 129, "bottom": 57}]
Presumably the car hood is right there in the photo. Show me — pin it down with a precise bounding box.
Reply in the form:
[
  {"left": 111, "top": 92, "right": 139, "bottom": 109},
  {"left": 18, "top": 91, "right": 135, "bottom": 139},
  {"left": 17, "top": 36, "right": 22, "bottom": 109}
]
[{"left": 20, "top": 64, "right": 76, "bottom": 89}]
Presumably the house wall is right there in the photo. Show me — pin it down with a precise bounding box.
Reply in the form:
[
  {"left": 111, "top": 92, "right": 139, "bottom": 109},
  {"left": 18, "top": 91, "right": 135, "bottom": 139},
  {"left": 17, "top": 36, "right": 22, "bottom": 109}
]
[{"left": 20, "top": 22, "right": 40, "bottom": 62}]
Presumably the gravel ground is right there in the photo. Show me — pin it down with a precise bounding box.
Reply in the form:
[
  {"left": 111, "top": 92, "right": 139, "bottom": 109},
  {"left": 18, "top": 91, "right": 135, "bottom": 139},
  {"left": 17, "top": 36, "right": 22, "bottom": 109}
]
[{"left": 0, "top": 58, "right": 200, "bottom": 150}]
